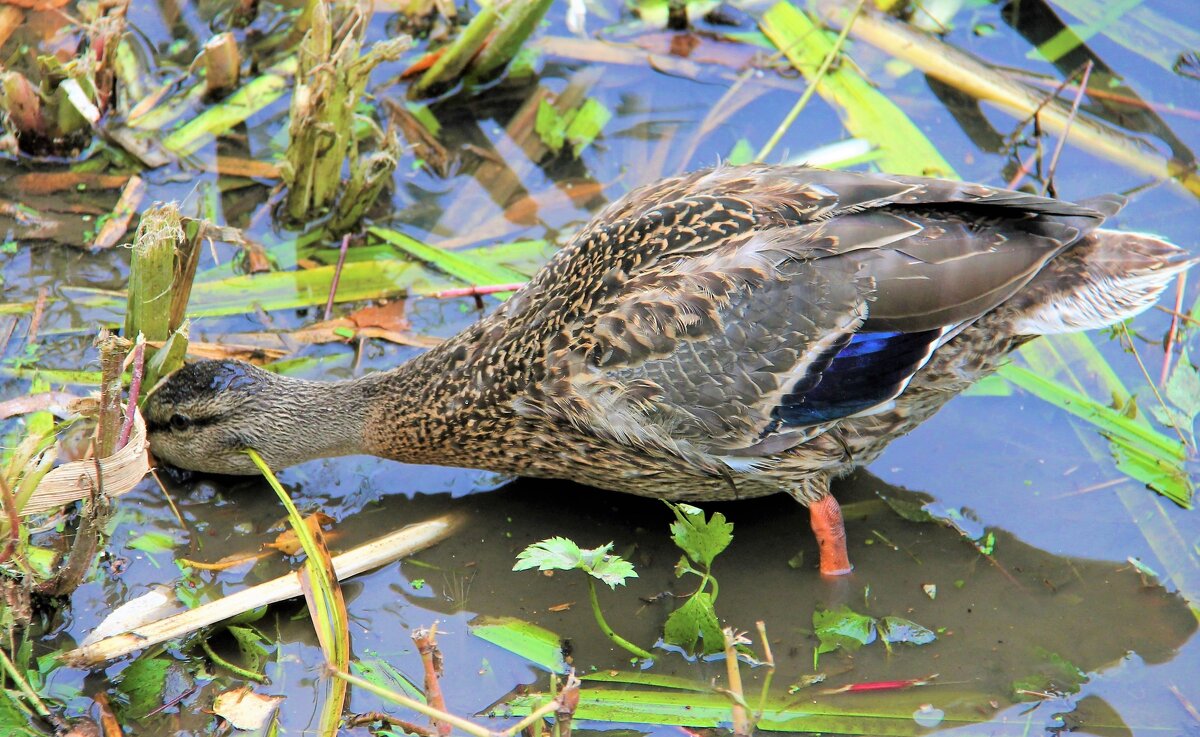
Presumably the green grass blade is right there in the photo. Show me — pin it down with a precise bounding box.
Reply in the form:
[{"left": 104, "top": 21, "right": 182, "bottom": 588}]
[
  {"left": 369, "top": 227, "right": 528, "bottom": 288},
  {"left": 469, "top": 616, "right": 567, "bottom": 674},
  {"left": 759, "top": 2, "right": 957, "bottom": 178},
  {"left": 162, "top": 57, "right": 298, "bottom": 156}
]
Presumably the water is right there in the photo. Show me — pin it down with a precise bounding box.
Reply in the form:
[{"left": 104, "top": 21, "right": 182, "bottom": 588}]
[{"left": 2, "top": 1, "right": 1199, "bottom": 734}]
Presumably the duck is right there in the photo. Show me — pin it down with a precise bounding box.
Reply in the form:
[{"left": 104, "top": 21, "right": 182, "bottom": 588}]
[{"left": 145, "top": 165, "right": 1195, "bottom": 576}]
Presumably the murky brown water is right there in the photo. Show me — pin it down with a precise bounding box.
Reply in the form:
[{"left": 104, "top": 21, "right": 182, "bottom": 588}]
[{"left": 3, "top": 1, "right": 1199, "bottom": 735}]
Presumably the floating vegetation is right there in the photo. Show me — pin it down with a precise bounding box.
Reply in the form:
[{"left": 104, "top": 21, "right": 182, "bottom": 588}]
[
  {"left": 1, "top": 0, "right": 1197, "bottom": 734},
  {"left": 282, "top": 0, "right": 409, "bottom": 226}
]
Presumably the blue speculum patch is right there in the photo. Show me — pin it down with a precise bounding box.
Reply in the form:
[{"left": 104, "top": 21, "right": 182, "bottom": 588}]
[{"left": 775, "top": 329, "right": 942, "bottom": 425}]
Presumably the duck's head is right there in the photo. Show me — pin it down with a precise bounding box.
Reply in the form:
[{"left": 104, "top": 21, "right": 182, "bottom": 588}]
[{"left": 145, "top": 360, "right": 291, "bottom": 476}]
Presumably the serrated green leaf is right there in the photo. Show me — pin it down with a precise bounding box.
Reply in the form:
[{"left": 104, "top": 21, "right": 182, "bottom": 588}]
[
  {"left": 663, "top": 592, "right": 722, "bottom": 654},
  {"left": 577, "top": 542, "right": 614, "bottom": 570},
  {"left": 877, "top": 616, "right": 936, "bottom": 646},
  {"left": 588, "top": 554, "right": 638, "bottom": 588},
  {"left": 813, "top": 605, "right": 876, "bottom": 655},
  {"left": 668, "top": 503, "right": 733, "bottom": 568},
  {"left": 513, "top": 537, "right": 583, "bottom": 572}
]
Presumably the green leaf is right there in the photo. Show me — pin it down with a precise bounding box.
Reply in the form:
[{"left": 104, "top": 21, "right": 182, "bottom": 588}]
[
  {"left": 668, "top": 503, "right": 733, "bottom": 569},
  {"left": 513, "top": 536, "right": 583, "bottom": 572},
  {"left": 565, "top": 98, "right": 611, "bottom": 158},
  {"left": 0, "top": 691, "right": 38, "bottom": 737},
  {"left": 663, "top": 592, "right": 722, "bottom": 655},
  {"left": 535, "top": 99, "right": 567, "bottom": 154},
  {"left": 1011, "top": 648, "right": 1087, "bottom": 701},
  {"left": 115, "top": 657, "right": 172, "bottom": 719},
  {"left": 727, "top": 138, "right": 755, "bottom": 166},
  {"left": 470, "top": 615, "right": 567, "bottom": 673},
  {"left": 587, "top": 553, "right": 638, "bottom": 589},
  {"left": 877, "top": 616, "right": 936, "bottom": 646},
  {"left": 353, "top": 655, "right": 426, "bottom": 702},
  {"left": 505, "top": 685, "right": 1073, "bottom": 732},
  {"left": 127, "top": 531, "right": 177, "bottom": 555},
  {"left": 576, "top": 542, "right": 614, "bottom": 570},
  {"left": 813, "top": 605, "right": 876, "bottom": 655}
]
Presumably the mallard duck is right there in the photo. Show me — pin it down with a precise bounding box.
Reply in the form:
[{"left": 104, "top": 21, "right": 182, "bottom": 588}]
[{"left": 146, "top": 166, "right": 1194, "bottom": 576}]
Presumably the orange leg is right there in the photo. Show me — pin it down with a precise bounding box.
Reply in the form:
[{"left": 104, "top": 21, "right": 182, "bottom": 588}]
[{"left": 809, "top": 495, "right": 853, "bottom": 576}]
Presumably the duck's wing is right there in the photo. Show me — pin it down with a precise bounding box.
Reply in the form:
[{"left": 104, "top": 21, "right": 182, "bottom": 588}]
[{"left": 516, "top": 166, "right": 1116, "bottom": 465}]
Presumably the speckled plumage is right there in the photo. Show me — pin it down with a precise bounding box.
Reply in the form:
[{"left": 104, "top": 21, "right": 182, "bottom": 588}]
[{"left": 146, "top": 165, "right": 1194, "bottom": 574}]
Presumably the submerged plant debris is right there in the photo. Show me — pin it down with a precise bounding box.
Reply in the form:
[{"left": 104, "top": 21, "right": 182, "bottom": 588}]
[{"left": 0, "top": 0, "right": 1198, "bottom": 735}]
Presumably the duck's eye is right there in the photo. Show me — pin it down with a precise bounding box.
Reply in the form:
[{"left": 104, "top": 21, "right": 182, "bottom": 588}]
[{"left": 168, "top": 414, "right": 192, "bottom": 432}]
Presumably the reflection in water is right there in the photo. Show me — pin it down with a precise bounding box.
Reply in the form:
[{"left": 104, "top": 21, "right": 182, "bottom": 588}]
[{"left": 141, "top": 460, "right": 1195, "bottom": 734}]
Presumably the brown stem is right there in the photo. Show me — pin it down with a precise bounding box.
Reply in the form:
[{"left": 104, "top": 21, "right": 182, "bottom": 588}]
[
  {"left": 413, "top": 623, "right": 452, "bottom": 737},
  {"left": 117, "top": 339, "right": 145, "bottom": 450},
  {"left": 554, "top": 672, "right": 581, "bottom": 737},
  {"left": 1042, "top": 61, "right": 1093, "bottom": 198},
  {"left": 324, "top": 233, "right": 352, "bottom": 321},
  {"left": 723, "top": 628, "right": 752, "bottom": 737},
  {"left": 0, "top": 475, "right": 18, "bottom": 565}
]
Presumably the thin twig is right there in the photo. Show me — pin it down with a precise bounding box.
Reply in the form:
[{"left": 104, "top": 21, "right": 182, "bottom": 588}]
[
  {"left": 1006, "top": 148, "right": 1041, "bottom": 190},
  {"left": 1155, "top": 304, "right": 1200, "bottom": 327},
  {"left": 1118, "top": 324, "right": 1192, "bottom": 451},
  {"left": 1041, "top": 61, "right": 1093, "bottom": 198},
  {"left": 430, "top": 282, "right": 527, "bottom": 299},
  {"left": 25, "top": 287, "right": 47, "bottom": 347},
  {"left": 1008, "top": 70, "right": 1200, "bottom": 122},
  {"left": 1170, "top": 684, "right": 1200, "bottom": 724},
  {"left": 117, "top": 338, "right": 145, "bottom": 450},
  {"left": 347, "top": 712, "right": 436, "bottom": 736},
  {"left": 324, "top": 233, "right": 352, "bottom": 321},
  {"left": 1161, "top": 272, "right": 1187, "bottom": 385},
  {"left": 757, "top": 0, "right": 866, "bottom": 162},
  {"left": 332, "top": 669, "right": 495, "bottom": 737}
]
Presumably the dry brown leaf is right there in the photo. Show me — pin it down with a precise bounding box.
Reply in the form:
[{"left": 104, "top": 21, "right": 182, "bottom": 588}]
[
  {"left": 548, "top": 601, "right": 574, "bottom": 612},
  {"left": 2, "top": 172, "right": 130, "bottom": 196},
  {"left": 0, "top": 390, "right": 81, "bottom": 420},
  {"left": 213, "top": 687, "right": 283, "bottom": 731},
  {"left": 215, "top": 156, "right": 281, "bottom": 179},
  {"left": 0, "top": 0, "right": 69, "bottom": 11},
  {"left": 349, "top": 300, "right": 408, "bottom": 331},
  {"left": 266, "top": 512, "right": 336, "bottom": 555},
  {"left": 25, "top": 409, "right": 149, "bottom": 516},
  {"left": 179, "top": 550, "right": 269, "bottom": 571},
  {"left": 92, "top": 175, "right": 145, "bottom": 249}
]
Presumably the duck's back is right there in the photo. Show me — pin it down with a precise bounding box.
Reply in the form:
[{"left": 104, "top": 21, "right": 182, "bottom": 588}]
[{"left": 461, "top": 166, "right": 1192, "bottom": 496}]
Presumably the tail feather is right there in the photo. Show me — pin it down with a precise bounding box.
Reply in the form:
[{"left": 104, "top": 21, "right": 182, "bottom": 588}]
[{"left": 1011, "top": 229, "right": 1197, "bottom": 335}]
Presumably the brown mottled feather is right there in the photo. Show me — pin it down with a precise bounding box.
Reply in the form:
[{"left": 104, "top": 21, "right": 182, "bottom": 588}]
[{"left": 146, "top": 166, "right": 1194, "bottom": 516}]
